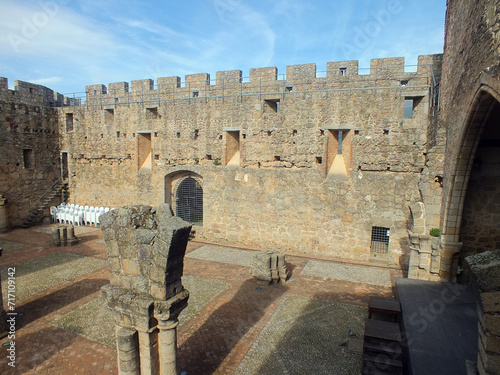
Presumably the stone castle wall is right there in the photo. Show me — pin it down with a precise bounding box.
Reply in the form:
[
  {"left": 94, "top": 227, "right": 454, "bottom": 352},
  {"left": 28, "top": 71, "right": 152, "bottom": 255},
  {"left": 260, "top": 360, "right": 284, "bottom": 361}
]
[
  {"left": 58, "top": 55, "right": 444, "bottom": 264},
  {"left": 0, "top": 78, "right": 67, "bottom": 227},
  {"left": 439, "top": 0, "right": 500, "bottom": 238}
]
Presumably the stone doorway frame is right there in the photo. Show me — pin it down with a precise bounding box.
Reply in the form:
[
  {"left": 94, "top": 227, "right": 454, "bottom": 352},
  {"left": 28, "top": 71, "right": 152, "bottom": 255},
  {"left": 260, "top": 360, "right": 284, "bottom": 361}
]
[{"left": 439, "top": 70, "right": 500, "bottom": 281}]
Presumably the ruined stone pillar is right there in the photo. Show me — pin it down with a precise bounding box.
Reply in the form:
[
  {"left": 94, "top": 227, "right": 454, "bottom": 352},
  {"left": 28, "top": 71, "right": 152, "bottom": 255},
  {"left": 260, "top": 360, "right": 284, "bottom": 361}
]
[
  {"left": 116, "top": 327, "right": 140, "bottom": 375},
  {"left": 251, "top": 250, "right": 288, "bottom": 284},
  {"left": 51, "top": 226, "right": 61, "bottom": 246},
  {"left": 100, "top": 204, "right": 191, "bottom": 375}
]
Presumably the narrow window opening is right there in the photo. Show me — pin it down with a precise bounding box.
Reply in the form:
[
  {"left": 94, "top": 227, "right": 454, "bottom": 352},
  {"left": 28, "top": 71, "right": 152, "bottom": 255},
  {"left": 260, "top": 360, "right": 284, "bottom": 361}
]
[
  {"left": 65, "top": 113, "right": 74, "bottom": 132},
  {"left": 154, "top": 132, "right": 159, "bottom": 137},
  {"left": 137, "top": 132, "right": 152, "bottom": 170},
  {"left": 340, "top": 67, "right": 347, "bottom": 76},
  {"left": 242, "top": 133, "right": 247, "bottom": 139},
  {"left": 293, "top": 129, "right": 298, "bottom": 136},
  {"left": 316, "top": 156, "right": 323, "bottom": 164},
  {"left": 177, "top": 132, "right": 181, "bottom": 138},
  {"left": 225, "top": 130, "right": 240, "bottom": 167},
  {"left": 154, "top": 154, "right": 160, "bottom": 160},
  {"left": 29, "top": 87, "right": 34, "bottom": 94},
  {"left": 286, "top": 86, "right": 293, "bottom": 92},
  {"left": 23, "top": 149, "right": 34, "bottom": 169},
  {"left": 274, "top": 155, "right": 281, "bottom": 161},
  {"left": 401, "top": 80, "right": 409, "bottom": 87},
  {"left": 370, "top": 226, "right": 390, "bottom": 254},
  {"left": 192, "top": 129, "right": 199, "bottom": 140},
  {"left": 354, "top": 130, "right": 360, "bottom": 135},
  {"left": 192, "top": 90, "right": 199, "bottom": 98},
  {"left": 61, "top": 152, "right": 68, "bottom": 178},
  {"left": 105, "top": 108, "right": 114, "bottom": 124},
  {"left": 383, "top": 129, "right": 389, "bottom": 135},
  {"left": 206, "top": 154, "right": 212, "bottom": 160},
  {"left": 326, "top": 129, "right": 349, "bottom": 177},
  {"left": 116, "top": 131, "right": 120, "bottom": 138}
]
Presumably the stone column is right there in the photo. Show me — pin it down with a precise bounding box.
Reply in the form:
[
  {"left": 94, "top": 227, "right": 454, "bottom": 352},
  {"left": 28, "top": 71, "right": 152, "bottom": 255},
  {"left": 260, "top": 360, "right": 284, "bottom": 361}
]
[
  {"left": 158, "top": 320, "right": 179, "bottom": 375},
  {"left": 100, "top": 204, "right": 191, "bottom": 375},
  {"left": 116, "top": 327, "right": 140, "bottom": 375}
]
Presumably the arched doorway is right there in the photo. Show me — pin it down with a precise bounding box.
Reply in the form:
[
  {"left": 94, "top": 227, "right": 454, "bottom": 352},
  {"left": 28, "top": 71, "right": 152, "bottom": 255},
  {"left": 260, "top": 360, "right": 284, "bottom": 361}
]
[
  {"left": 175, "top": 176, "right": 203, "bottom": 225},
  {"left": 440, "top": 81, "right": 500, "bottom": 281},
  {"left": 164, "top": 170, "right": 203, "bottom": 226}
]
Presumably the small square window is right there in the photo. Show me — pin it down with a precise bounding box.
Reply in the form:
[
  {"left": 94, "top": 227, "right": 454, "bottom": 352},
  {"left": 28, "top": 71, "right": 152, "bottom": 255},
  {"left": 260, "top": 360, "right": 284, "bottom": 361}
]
[
  {"left": 370, "top": 226, "right": 390, "bottom": 254},
  {"left": 264, "top": 99, "right": 280, "bottom": 113},
  {"left": 146, "top": 107, "right": 158, "bottom": 120},
  {"left": 154, "top": 154, "right": 160, "bottom": 160},
  {"left": 192, "top": 90, "right": 199, "bottom": 98},
  {"left": 401, "top": 80, "right": 409, "bottom": 87}
]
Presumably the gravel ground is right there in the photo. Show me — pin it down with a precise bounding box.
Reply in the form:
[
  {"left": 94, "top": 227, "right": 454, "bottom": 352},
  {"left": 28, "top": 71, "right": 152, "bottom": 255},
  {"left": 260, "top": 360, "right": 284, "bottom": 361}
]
[
  {"left": 0, "top": 239, "right": 27, "bottom": 252},
  {"left": 301, "top": 260, "right": 392, "bottom": 287},
  {"left": 234, "top": 294, "right": 366, "bottom": 375},
  {"left": 51, "top": 275, "right": 229, "bottom": 347},
  {"left": 1, "top": 252, "right": 108, "bottom": 301},
  {"left": 187, "top": 245, "right": 256, "bottom": 267}
]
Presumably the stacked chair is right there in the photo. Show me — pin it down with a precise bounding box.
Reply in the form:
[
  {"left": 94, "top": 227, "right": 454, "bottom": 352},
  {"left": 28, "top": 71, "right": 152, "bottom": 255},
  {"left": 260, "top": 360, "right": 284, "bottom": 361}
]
[
  {"left": 362, "top": 296, "right": 403, "bottom": 374},
  {"left": 50, "top": 203, "right": 112, "bottom": 227}
]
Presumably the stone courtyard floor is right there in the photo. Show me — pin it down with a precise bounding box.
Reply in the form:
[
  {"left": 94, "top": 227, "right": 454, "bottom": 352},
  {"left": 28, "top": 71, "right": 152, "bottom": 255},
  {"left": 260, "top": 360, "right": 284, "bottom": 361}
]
[{"left": 0, "top": 225, "right": 401, "bottom": 374}]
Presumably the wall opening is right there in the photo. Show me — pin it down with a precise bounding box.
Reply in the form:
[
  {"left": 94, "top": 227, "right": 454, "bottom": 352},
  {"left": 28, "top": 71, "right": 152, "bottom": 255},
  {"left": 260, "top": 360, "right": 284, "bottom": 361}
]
[
  {"left": 459, "top": 100, "right": 500, "bottom": 262},
  {"left": 137, "top": 132, "right": 152, "bottom": 170},
  {"left": 23, "top": 149, "right": 34, "bottom": 169},
  {"left": 340, "top": 67, "right": 347, "bottom": 76},
  {"left": 225, "top": 130, "right": 240, "bottom": 166},
  {"left": 105, "top": 108, "right": 115, "bottom": 124},
  {"left": 326, "top": 129, "right": 351, "bottom": 176},
  {"left": 370, "top": 226, "right": 390, "bottom": 254},
  {"left": 66, "top": 113, "right": 74, "bottom": 132},
  {"left": 404, "top": 96, "right": 422, "bottom": 119},
  {"left": 264, "top": 99, "right": 280, "bottom": 113},
  {"left": 146, "top": 107, "right": 158, "bottom": 120},
  {"left": 165, "top": 173, "right": 203, "bottom": 226},
  {"left": 61, "top": 152, "right": 68, "bottom": 178}
]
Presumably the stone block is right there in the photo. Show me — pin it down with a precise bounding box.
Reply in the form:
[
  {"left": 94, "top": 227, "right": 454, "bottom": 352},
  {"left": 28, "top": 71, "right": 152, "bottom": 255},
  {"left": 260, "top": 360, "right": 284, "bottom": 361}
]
[
  {"left": 481, "top": 291, "right": 500, "bottom": 314},
  {"left": 466, "top": 251, "right": 500, "bottom": 292}
]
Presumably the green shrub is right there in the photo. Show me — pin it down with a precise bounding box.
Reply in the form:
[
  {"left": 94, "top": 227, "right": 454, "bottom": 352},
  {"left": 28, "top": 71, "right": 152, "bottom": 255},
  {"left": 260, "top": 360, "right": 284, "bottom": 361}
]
[{"left": 429, "top": 228, "right": 440, "bottom": 237}]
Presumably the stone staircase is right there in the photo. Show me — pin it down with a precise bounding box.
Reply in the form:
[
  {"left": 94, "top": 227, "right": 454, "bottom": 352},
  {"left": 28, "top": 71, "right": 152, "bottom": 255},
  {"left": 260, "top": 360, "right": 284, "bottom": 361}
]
[{"left": 20, "top": 180, "right": 67, "bottom": 228}]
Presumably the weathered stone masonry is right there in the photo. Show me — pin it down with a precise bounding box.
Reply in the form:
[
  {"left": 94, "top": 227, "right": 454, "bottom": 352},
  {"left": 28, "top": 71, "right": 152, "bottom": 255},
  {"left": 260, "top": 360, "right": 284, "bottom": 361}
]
[
  {"left": 54, "top": 55, "right": 444, "bottom": 267},
  {"left": 0, "top": 78, "right": 74, "bottom": 227}
]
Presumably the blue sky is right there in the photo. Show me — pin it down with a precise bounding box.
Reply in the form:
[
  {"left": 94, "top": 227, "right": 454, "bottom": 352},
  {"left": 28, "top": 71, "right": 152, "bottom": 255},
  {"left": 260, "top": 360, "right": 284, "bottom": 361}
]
[{"left": 0, "top": 0, "right": 446, "bottom": 94}]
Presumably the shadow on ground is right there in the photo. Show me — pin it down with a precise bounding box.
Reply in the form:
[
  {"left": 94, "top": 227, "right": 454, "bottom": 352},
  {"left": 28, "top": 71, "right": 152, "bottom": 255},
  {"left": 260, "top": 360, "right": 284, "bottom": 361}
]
[{"left": 177, "top": 279, "right": 287, "bottom": 375}]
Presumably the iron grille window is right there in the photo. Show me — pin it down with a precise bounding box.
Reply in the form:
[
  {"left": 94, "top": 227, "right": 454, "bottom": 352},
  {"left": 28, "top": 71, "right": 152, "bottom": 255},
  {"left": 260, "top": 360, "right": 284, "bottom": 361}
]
[
  {"left": 370, "top": 226, "right": 390, "bottom": 254},
  {"left": 175, "top": 177, "right": 203, "bottom": 225}
]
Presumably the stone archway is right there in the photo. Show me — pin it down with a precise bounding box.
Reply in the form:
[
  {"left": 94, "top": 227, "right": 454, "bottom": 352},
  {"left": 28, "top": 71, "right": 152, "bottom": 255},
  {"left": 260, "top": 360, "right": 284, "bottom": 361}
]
[
  {"left": 440, "top": 73, "right": 500, "bottom": 281},
  {"left": 164, "top": 170, "right": 203, "bottom": 226}
]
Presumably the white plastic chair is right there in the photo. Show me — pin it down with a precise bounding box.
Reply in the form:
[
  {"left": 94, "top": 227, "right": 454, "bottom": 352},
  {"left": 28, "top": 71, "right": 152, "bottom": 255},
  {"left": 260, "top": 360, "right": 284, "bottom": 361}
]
[
  {"left": 50, "top": 206, "right": 58, "bottom": 222},
  {"left": 88, "top": 207, "right": 96, "bottom": 226}
]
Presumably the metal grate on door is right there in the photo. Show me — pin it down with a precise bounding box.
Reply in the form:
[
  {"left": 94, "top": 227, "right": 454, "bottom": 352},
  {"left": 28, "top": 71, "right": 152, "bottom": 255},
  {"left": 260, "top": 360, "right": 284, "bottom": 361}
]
[
  {"left": 370, "top": 226, "right": 390, "bottom": 254},
  {"left": 175, "top": 177, "right": 203, "bottom": 225}
]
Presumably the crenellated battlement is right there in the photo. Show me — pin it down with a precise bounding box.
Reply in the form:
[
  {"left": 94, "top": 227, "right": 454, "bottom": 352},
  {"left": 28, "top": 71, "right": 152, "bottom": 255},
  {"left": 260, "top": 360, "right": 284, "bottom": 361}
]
[
  {"left": 83, "top": 54, "right": 442, "bottom": 106},
  {"left": 0, "top": 77, "right": 80, "bottom": 107}
]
